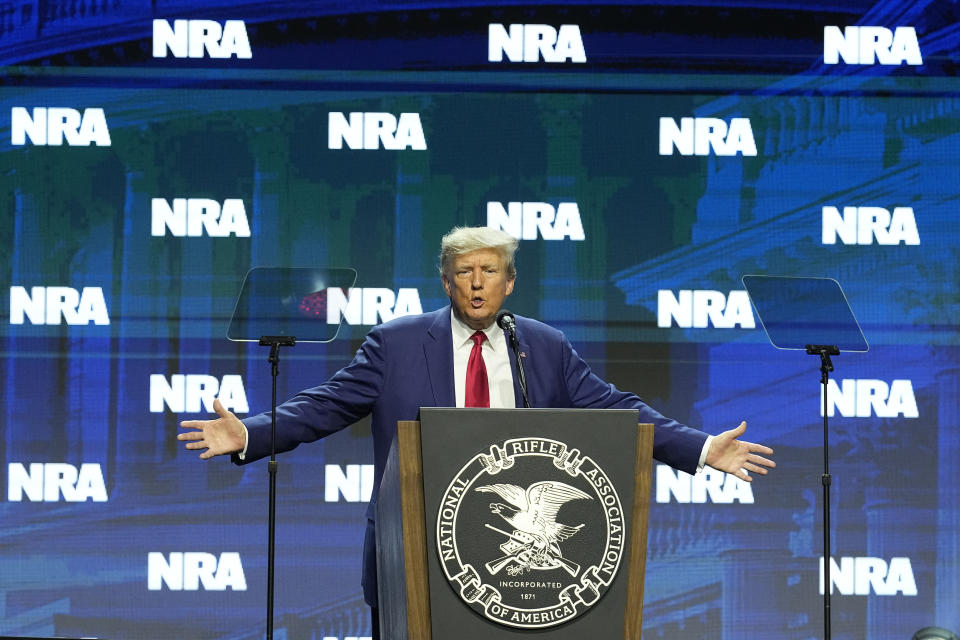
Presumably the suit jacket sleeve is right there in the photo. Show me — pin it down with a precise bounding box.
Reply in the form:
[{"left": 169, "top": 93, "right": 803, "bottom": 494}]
[
  {"left": 235, "top": 324, "right": 389, "bottom": 464},
  {"left": 557, "top": 332, "right": 709, "bottom": 475}
]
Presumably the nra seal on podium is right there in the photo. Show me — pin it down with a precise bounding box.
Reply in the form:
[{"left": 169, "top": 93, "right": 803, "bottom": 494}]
[{"left": 436, "top": 437, "right": 625, "bottom": 629}]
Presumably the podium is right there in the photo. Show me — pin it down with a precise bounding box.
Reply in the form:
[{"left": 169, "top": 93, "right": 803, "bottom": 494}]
[{"left": 376, "top": 408, "right": 653, "bottom": 639}]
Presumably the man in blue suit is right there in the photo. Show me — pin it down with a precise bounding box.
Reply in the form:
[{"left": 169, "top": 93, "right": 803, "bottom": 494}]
[{"left": 179, "top": 226, "right": 775, "bottom": 637}]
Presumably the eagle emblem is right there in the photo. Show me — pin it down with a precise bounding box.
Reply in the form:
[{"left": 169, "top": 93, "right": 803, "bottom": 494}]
[
  {"left": 476, "top": 481, "right": 592, "bottom": 577},
  {"left": 435, "top": 436, "right": 626, "bottom": 629}
]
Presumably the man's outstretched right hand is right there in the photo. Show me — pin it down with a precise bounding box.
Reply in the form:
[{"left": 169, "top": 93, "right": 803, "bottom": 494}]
[{"left": 178, "top": 398, "right": 247, "bottom": 459}]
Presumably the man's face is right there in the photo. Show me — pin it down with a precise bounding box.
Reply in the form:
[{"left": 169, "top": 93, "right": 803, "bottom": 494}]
[{"left": 442, "top": 248, "right": 515, "bottom": 330}]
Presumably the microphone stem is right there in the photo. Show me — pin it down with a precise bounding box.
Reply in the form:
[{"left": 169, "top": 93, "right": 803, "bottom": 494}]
[
  {"left": 511, "top": 333, "right": 530, "bottom": 408},
  {"left": 497, "top": 310, "right": 530, "bottom": 408}
]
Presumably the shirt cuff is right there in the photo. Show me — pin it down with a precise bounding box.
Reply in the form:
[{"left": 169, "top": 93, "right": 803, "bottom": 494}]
[
  {"left": 237, "top": 423, "right": 249, "bottom": 460},
  {"left": 696, "top": 435, "right": 714, "bottom": 473}
]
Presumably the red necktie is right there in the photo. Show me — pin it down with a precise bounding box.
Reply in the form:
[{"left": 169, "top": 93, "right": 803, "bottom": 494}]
[{"left": 465, "top": 330, "right": 490, "bottom": 407}]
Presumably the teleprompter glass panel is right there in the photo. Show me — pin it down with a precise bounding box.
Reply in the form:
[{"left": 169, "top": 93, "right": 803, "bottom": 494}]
[
  {"left": 742, "top": 275, "right": 868, "bottom": 353},
  {"left": 227, "top": 267, "right": 358, "bottom": 343}
]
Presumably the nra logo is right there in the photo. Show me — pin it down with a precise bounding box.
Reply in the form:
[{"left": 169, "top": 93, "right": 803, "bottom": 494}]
[
  {"left": 657, "top": 290, "right": 755, "bottom": 329},
  {"left": 822, "top": 379, "right": 917, "bottom": 419},
  {"left": 487, "top": 202, "right": 585, "bottom": 241},
  {"left": 328, "top": 112, "right": 426, "bottom": 150},
  {"left": 325, "top": 464, "right": 374, "bottom": 503},
  {"left": 151, "top": 198, "right": 251, "bottom": 237},
  {"left": 487, "top": 23, "right": 586, "bottom": 63},
  {"left": 150, "top": 374, "right": 249, "bottom": 414},
  {"left": 11, "top": 107, "right": 110, "bottom": 147},
  {"left": 9, "top": 286, "right": 109, "bottom": 326},
  {"left": 820, "top": 557, "right": 917, "bottom": 596},
  {"left": 327, "top": 288, "right": 422, "bottom": 326},
  {"left": 148, "top": 552, "right": 247, "bottom": 591},
  {"left": 824, "top": 26, "right": 922, "bottom": 66},
  {"left": 655, "top": 466, "right": 753, "bottom": 504},
  {"left": 821, "top": 206, "right": 919, "bottom": 246},
  {"left": 152, "top": 19, "right": 251, "bottom": 59},
  {"left": 7, "top": 463, "right": 107, "bottom": 502},
  {"left": 659, "top": 117, "right": 756, "bottom": 157}
]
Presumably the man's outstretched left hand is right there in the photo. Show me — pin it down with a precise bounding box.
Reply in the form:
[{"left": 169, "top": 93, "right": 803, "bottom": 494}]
[{"left": 706, "top": 421, "right": 775, "bottom": 482}]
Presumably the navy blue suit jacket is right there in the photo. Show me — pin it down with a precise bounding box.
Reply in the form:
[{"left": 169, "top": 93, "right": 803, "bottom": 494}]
[{"left": 237, "top": 306, "right": 709, "bottom": 606}]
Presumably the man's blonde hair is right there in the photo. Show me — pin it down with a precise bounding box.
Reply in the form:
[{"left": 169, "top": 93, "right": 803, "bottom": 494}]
[{"left": 439, "top": 226, "right": 519, "bottom": 279}]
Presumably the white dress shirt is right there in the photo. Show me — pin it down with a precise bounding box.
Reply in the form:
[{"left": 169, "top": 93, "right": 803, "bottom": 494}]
[{"left": 451, "top": 310, "right": 516, "bottom": 408}]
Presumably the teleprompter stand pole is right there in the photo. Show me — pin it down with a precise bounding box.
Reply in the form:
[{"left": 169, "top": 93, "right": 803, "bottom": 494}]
[
  {"left": 806, "top": 344, "right": 839, "bottom": 640},
  {"left": 259, "top": 335, "right": 296, "bottom": 640}
]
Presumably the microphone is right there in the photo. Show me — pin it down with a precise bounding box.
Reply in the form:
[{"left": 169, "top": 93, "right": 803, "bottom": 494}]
[
  {"left": 496, "top": 309, "right": 517, "bottom": 333},
  {"left": 496, "top": 309, "right": 530, "bottom": 408}
]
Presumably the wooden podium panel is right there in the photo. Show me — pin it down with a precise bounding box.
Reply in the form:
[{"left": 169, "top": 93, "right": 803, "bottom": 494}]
[
  {"left": 376, "top": 419, "right": 431, "bottom": 638},
  {"left": 377, "top": 409, "right": 652, "bottom": 639}
]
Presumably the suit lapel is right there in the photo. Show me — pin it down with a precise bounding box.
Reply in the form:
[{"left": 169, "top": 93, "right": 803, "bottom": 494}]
[{"left": 423, "top": 307, "right": 455, "bottom": 406}]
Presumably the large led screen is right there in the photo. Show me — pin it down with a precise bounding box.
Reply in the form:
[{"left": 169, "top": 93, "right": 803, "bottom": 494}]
[{"left": 1, "top": 2, "right": 958, "bottom": 639}]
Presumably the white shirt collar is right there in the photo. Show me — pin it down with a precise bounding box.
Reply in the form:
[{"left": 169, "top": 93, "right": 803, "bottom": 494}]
[{"left": 450, "top": 308, "right": 501, "bottom": 350}]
